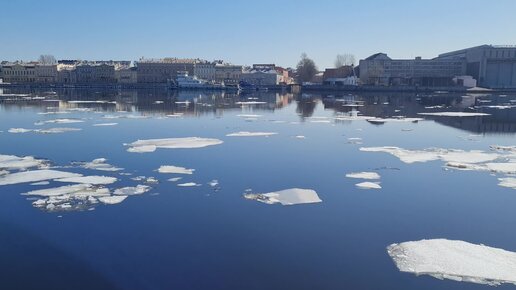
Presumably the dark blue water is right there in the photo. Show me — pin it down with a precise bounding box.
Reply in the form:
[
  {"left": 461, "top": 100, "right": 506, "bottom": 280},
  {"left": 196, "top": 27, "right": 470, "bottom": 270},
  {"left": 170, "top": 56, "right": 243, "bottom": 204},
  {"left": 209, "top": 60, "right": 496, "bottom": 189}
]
[{"left": 1, "top": 88, "right": 516, "bottom": 290}]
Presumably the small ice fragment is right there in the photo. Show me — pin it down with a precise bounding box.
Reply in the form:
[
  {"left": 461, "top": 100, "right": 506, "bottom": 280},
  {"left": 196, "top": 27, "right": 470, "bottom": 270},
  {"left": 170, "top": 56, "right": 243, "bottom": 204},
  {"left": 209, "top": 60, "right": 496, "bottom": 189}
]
[
  {"left": 157, "top": 165, "right": 195, "bottom": 175},
  {"left": 418, "top": 112, "right": 490, "bottom": 117},
  {"left": 177, "top": 182, "right": 201, "bottom": 187},
  {"left": 93, "top": 123, "right": 118, "bottom": 126},
  {"left": 208, "top": 180, "right": 219, "bottom": 187},
  {"left": 114, "top": 185, "right": 151, "bottom": 196},
  {"left": 244, "top": 188, "right": 322, "bottom": 205},
  {"left": 346, "top": 172, "right": 380, "bottom": 180},
  {"left": 168, "top": 177, "right": 182, "bottom": 182},
  {"left": 355, "top": 182, "right": 382, "bottom": 189},
  {"left": 98, "top": 195, "right": 127, "bottom": 205},
  {"left": 127, "top": 137, "right": 223, "bottom": 153},
  {"left": 226, "top": 131, "right": 278, "bottom": 137},
  {"left": 54, "top": 175, "right": 117, "bottom": 185},
  {"left": 8, "top": 128, "right": 33, "bottom": 133}
]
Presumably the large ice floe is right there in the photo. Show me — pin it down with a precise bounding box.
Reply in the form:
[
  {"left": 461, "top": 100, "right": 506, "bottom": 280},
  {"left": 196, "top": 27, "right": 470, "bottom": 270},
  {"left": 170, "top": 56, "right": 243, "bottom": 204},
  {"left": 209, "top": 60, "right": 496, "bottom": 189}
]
[
  {"left": 360, "top": 145, "right": 516, "bottom": 190},
  {"left": 35, "top": 118, "right": 84, "bottom": 125},
  {"left": 226, "top": 131, "right": 278, "bottom": 137},
  {"left": 0, "top": 154, "right": 47, "bottom": 170},
  {"left": 158, "top": 165, "right": 194, "bottom": 174},
  {"left": 387, "top": 239, "right": 516, "bottom": 286},
  {"left": 244, "top": 188, "right": 322, "bottom": 205},
  {"left": 418, "top": 112, "right": 490, "bottom": 117},
  {"left": 0, "top": 170, "right": 82, "bottom": 185},
  {"left": 126, "top": 137, "right": 223, "bottom": 153},
  {"left": 54, "top": 175, "right": 118, "bottom": 185}
]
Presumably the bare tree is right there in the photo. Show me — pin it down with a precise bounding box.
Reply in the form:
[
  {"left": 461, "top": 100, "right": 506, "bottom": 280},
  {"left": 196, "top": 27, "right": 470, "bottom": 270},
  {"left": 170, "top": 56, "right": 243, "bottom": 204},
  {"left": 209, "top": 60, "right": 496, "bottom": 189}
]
[
  {"left": 296, "top": 53, "right": 318, "bottom": 83},
  {"left": 38, "top": 55, "right": 57, "bottom": 65},
  {"left": 334, "top": 54, "right": 356, "bottom": 68}
]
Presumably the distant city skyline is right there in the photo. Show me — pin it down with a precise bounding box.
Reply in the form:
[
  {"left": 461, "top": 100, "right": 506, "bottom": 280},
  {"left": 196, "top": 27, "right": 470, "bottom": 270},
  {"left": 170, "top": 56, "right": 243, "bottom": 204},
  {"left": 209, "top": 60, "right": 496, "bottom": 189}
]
[{"left": 1, "top": 0, "right": 515, "bottom": 68}]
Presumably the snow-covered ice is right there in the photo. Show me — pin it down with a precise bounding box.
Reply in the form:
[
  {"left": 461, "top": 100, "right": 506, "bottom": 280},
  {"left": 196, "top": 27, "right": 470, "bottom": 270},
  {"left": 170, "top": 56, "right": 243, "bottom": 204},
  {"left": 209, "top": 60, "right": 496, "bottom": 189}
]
[
  {"left": 114, "top": 185, "right": 151, "bottom": 196},
  {"left": 346, "top": 172, "right": 380, "bottom": 180},
  {"left": 127, "top": 137, "right": 223, "bottom": 153},
  {"left": 98, "top": 195, "right": 127, "bottom": 205},
  {"left": 177, "top": 182, "right": 201, "bottom": 187},
  {"left": 54, "top": 175, "right": 117, "bottom": 185},
  {"left": 0, "top": 170, "right": 82, "bottom": 185},
  {"left": 244, "top": 188, "right": 322, "bottom": 205},
  {"left": 158, "top": 165, "right": 195, "bottom": 174},
  {"left": 387, "top": 239, "right": 516, "bottom": 286},
  {"left": 356, "top": 182, "right": 382, "bottom": 189}
]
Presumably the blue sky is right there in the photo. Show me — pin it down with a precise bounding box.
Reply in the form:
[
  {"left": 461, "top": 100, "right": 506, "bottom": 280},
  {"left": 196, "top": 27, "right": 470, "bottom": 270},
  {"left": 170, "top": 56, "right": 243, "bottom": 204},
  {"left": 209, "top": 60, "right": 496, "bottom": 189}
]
[{"left": 1, "top": 0, "right": 515, "bottom": 68}]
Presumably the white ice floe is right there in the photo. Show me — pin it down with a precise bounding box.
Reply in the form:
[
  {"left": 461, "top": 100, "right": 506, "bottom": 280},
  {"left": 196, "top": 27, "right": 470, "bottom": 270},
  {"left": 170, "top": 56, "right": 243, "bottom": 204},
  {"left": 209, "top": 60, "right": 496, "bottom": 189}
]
[
  {"left": 226, "top": 131, "right": 278, "bottom": 137},
  {"left": 208, "top": 180, "right": 219, "bottom": 187},
  {"left": 98, "top": 195, "right": 127, "bottom": 205},
  {"left": 127, "top": 137, "right": 223, "bottom": 153},
  {"left": 8, "top": 128, "right": 33, "bottom": 133},
  {"left": 93, "top": 123, "right": 118, "bottom": 126},
  {"left": 114, "top": 185, "right": 151, "bottom": 196},
  {"left": 498, "top": 177, "right": 516, "bottom": 189},
  {"left": 35, "top": 127, "right": 82, "bottom": 134},
  {"left": 77, "top": 158, "right": 123, "bottom": 172},
  {"left": 30, "top": 181, "right": 50, "bottom": 186},
  {"left": 24, "top": 184, "right": 93, "bottom": 197},
  {"left": 177, "top": 182, "right": 201, "bottom": 187},
  {"left": 0, "top": 170, "right": 82, "bottom": 185},
  {"left": 490, "top": 145, "right": 516, "bottom": 153},
  {"left": 446, "top": 162, "right": 516, "bottom": 174},
  {"left": 244, "top": 188, "right": 322, "bottom": 205},
  {"left": 67, "top": 100, "right": 112, "bottom": 104},
  {"left": 36, "top": 118, "right": 84, "bottom": 124},
  {"left": 158, "top": 165, "right": 195, "bottom": 174},
  {"left": 418, "top": 112, "right": 490, "bottom": 117},
  {"left": 168, "top": 177, "right": 182, "bottom": 182},
  {"left": 360, "top": 147, "right": 498, "bottom": 164},
  {"left": 387, "top": 239, "right": 516, "bottom": 286},
  {"left": 55, "top": 175, "right": 117, "bottom": 185},
  {"left": 26, "top": 184, "right": 112, "bottom": 211},
  {"left": 355, "top": 182, "right": 382, "bottom": 189},
  {"left": 295, "top": 135, "right": 306, "bottom": 139},
  {"left": 346, "top": 172, "right": 381, "bottom": 180},
  {"left": 0, "top": 154, "right": 46, "bottom": 170}
]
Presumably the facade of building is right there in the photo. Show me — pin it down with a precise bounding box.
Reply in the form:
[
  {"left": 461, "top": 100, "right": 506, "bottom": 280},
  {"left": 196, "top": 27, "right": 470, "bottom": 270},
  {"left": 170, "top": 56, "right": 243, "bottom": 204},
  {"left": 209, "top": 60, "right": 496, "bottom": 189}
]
[
  {"left": 193, "top": 61, "right": 216, "bottom": 81},
  {"left": 57, "top": 64, "right": 76, "bottom": 83},
  {"left": 359, "top": 53, "right": 466, "bottom": 86},
  {"left": 115, "top": 66, "right": 137, "bottom": 83},
  {"left": 75, "top": 64, "right": 116, "bottom": 84},
  {"left": 0, "top": 63, "right": 38, "bottom": 83},
  {"left": 438, "top": 45, "right": 516, "bottom": 88},
  {"left": 323, "top": 66, "right": 354, "bottom": 81},
  {"left": 35, "top": 65, "right": 58, "bottom": 83},
  {"left": 214, "top": 64, "right": 242, "bottom": 85},
  {"left": 136, "top": 58, "right": 196, "bottom": 83},
  {"left": 241, "top": 70, "right": 280, "bottom": 86}
]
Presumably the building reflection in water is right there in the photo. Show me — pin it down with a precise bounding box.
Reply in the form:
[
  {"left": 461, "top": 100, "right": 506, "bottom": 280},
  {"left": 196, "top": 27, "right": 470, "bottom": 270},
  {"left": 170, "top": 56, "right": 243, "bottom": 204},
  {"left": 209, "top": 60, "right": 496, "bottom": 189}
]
[{"left": 1, "top": 88, "right": 516, "bottom": 135}]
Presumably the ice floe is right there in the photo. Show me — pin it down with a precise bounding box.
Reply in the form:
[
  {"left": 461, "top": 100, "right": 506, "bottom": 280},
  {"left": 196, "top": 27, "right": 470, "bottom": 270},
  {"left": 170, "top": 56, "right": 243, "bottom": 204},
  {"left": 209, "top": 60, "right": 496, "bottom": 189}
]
[
  {"left": 26, "top": 184, "right": 112, "bottom": 212},
  {"left": 36, "top": 127, "right": 82, "bottom": 134},
  {"left": 36, "top": 118, "right": 84, "bottom": 124},
  {"left": 0, "top": 170, "right": 82, "bottom": 185},
  {"left": 8, "top": 128, "right": 33, "bottom": 133},
  {"left": 359, "top": 147, "right": 498, "bottom": 164},
  {"left": 355, "top": 182, "right": 382, "bottom": 189},
  {"left": 366, "top": 117, "right": 423, "bottom": 124},
  {"left": 418, "top": 112, "right": 490, "bottom": 117},
  {"left": 54, "top": 175, "right": 117, "bottom": 185},
  {"left": 0, "top": 154, "right": 46, "bottom": 170},
  {"left": 498, "top": 177, "right": 516, "bottom": 189},
  {"left": 244, "top": 188, "right": 322, "bottom": 205},
  {"left": 387, "top": 239, "right": 516, "bottom": 286},
  {"left": 226, "top": 131, "right": 277, "bottom": 137},
  {"left": 113, "top": 185, "right": 151, "bottom": 196},
  {"left": 127, "top": 137, "right": 223, "bottom": 153},
  {"left": 93, "top": 123, "right": 118, "bottom": 126},
  {"left": 346, "top": 172, "right": 380, "bottom": 180},
  {"left": 98, "top": 195, "right": 127, "bottom": 205},
  {"left": 158, "top": 165, "right": 195, "bottom": 174},
  {"left": 76, "top": 158, "right": 123, "bottom": 172},
  {"left": 177, "top": 182, "right": 201, "bottom": 187},
  {"left": 237, "top": 114, "right": 263, "bottom": 118}
]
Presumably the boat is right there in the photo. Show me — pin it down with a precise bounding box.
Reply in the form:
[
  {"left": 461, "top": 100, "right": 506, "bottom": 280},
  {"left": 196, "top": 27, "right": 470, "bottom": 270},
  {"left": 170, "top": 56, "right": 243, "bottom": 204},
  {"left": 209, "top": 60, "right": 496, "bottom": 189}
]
[{"left": 174, "top": 71, "right": 224, "bottom": 90}]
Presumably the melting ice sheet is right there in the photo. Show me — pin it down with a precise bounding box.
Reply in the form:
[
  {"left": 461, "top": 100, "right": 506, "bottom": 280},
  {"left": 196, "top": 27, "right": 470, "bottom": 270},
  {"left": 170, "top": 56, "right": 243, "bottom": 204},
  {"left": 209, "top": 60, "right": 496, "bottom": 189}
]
[
  {"left": 387, "top": 239, "right": 516, "bottom": 286},
  {"left": 126, "top": 137, "right": 223, "bottom": 153},
  {"left": 244, "top": 188, "right": 322, "bottom": 205}
]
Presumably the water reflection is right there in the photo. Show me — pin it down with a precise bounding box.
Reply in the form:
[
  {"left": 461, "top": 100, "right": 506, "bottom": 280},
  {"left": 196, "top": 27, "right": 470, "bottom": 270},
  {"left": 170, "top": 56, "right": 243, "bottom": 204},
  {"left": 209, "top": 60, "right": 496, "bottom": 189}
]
[{"left": 1, "top": 88, "right": 516, "bottom": 134}]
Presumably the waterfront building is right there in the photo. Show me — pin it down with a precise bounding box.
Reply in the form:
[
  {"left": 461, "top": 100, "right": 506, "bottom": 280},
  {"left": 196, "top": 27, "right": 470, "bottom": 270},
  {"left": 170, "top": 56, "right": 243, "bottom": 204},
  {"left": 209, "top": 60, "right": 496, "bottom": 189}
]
[
  {"left": 75, "top": 63, "right": 116, "bottom": 84},
  {"left": 35, "top": 64, "right": 58, "bottom": 83},
  {"left": 193, "top": 61, "right": 216, "bottom": 81},
  {"left": 214, "top": 64, "right": 242, "bottom": 85},
  {"left": 136, "top": 58, "right": 196, "bottom": 83},
  {"left": 359, "top": 53, "right": 466, "bottom": 86},
  {"left": 0, "top": 63, "right": 37, "bottom": 83},
  {"left": 57, "top": 64, "right": 76, "bottom": 84},
  {"left": 115, "top": 66, "right": 137, "bottom": 84},
  {"left": 437, "top": 45, "right": 516, "bottom": 88}
]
